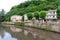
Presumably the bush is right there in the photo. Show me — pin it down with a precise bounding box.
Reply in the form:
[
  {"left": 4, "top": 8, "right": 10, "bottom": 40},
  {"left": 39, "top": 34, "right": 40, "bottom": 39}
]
[
  {"left": 43, "top": 27, "right": 49, "bottom": 31},
  {"left": 15, "top": 22, "right": 25, "bottom": 26},
  {"left": 39, "top": 11, "right": 46, "bottom": 19},
  {"left": 34, "top": 11, "right": 39, "bottom": 19},
  {"left": 27, "top": 13, "right": 33, "bottom": 20}
]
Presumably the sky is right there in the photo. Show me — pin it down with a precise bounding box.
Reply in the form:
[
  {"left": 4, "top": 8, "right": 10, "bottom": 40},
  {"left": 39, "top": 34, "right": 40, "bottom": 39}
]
[
  {"left": 0, "top": 32, "right": 17, "bottom": 40},
  {"left": 0, "top": 0, "right": 27, "bottom": 12}
]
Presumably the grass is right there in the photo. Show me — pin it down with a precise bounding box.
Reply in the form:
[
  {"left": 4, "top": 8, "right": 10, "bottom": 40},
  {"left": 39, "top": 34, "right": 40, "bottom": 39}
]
[{"left": 14, "top": 22, "right": 25, "bottom": 26}]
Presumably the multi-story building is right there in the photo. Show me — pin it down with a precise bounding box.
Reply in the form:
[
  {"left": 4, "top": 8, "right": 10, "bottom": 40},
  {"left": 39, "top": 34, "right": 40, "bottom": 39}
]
[{"left": 46, "top": 10, "right": 57, "bottom": 21}]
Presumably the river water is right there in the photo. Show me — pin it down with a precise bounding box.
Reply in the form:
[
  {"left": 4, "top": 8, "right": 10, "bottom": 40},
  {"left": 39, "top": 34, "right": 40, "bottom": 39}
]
[{"left": 0, "top": 25, "right": 60, "bottom": 40}]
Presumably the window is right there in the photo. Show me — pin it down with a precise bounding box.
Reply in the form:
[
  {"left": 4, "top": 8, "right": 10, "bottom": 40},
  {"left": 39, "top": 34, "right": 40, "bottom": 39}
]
[
  {"left": 53, "top": 16, "right": 55, "bottom": 18},
  {"left": 16, "top": 19, "right": 18, "bottom": 21},
  {"left": 53, "top": 11, "right": 55, "bottom": 13},
  {"left": 50, "top": 16, "right": 51, "bottom": 17},
  {"left": 13, "top": 18, "right": 16, "bottom": 19}
]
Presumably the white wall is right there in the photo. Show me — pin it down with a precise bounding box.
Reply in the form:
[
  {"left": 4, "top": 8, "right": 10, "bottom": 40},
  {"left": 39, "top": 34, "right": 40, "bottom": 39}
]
[{"left": 11, "top": 15, "right": 22, "bottom": 22}]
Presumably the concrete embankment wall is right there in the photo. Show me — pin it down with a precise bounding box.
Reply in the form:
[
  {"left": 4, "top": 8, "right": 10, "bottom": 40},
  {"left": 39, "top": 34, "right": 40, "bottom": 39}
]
[{"left": 2, "top": 21, "right": 60, "bottom": 33}]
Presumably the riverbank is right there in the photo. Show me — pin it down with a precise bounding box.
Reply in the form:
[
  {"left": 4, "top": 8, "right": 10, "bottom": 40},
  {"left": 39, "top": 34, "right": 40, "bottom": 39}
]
[
  {"left": 1, "top": 22, "right": 60, "bottom": 33},
  {"left": 1, "top": 24, "right": 60, "bottom": 40}
]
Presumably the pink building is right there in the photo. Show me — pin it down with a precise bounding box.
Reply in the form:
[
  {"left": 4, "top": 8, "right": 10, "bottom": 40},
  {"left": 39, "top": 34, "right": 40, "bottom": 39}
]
[{"left": 11, "top": 15, "right": 22, "bottom": 22}]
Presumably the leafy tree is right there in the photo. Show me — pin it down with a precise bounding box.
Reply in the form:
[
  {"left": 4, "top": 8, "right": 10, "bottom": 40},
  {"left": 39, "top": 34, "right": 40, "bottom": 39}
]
[
  {"left": 39, "top": 11, "right": 46, "bottom": 19},
  {"left": 34, "top": 11, "right": 39, "bottom": 19},
  {"left": 46, "top": 0, "right": 56, "bottom": 2},
  {"left": 0, "top": 9, "right": 5, "bottom": 22},
  {"left": 1, "top": 9, "right": 5, "bottom": 16},
  {"left": 57, "top": 6, "right": 60, "bottom": 19},
  {"left": 56, "top": 0, "right": 60, "bottom": 6},
  {"left": 27, "top": 13, "right": 33, "bottom": 20}
]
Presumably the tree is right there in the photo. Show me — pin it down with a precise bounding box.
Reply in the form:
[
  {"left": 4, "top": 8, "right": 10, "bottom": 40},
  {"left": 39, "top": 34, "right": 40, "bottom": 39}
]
[
  {"left": 0, "top": 9, "right": 5, "bottom": 22},
  {"left": 1, "top": 9, "right": 5, "bottom": 16},
  {"left": 46, "top": 0, "right": 56, "bottom": 2},
  {"left": 27, "top": 13, "right": 33, "bottom": 20},
  {"left": 57, "top": 6, "right": 60, "bottom": 19},
  {"left": 39, "top": 11, "right": 46, "bottom": 19},
  {"left": 34, "top": 11, "right": 39, "bottom": 19}
]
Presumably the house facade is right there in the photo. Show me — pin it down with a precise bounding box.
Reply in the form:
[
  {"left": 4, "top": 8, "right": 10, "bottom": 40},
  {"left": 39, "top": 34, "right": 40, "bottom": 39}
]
[
  {"left": 46, "top": 10, "right": 57, "bottom": 21},
  {"left": 11, "top": 15, "right": 22, "bottom": 22},
  {"left": 24, "top": 14, "right": 28, "bottom": 21}
]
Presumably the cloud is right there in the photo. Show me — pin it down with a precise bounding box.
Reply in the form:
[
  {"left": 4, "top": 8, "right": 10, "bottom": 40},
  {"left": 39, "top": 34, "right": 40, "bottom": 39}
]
[
  {"left": 0, "top": 32, "right": 17, "bottom": 40},
  {"left": 0, "top": 0, "right": 26, "bottom": 12}
]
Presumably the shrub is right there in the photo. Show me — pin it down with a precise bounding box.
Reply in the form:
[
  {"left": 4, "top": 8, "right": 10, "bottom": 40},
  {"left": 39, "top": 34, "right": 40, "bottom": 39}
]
[{"left": 15, "top": 22, "right": 25, "bottom": 26}]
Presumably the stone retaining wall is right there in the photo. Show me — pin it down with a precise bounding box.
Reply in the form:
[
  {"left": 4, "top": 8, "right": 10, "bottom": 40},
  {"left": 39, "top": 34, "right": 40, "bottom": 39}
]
[
  {"left": 24, "top": 22, "right": 60, "bottom": 32},
  {"left": 2, "top": 21, "right": 60, "bottom": 32}
]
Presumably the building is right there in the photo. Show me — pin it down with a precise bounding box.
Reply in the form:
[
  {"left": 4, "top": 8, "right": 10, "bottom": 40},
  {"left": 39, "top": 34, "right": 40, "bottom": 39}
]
[
  {"left": 46, "top": 10, "right": 57, "bottom": 21},
  {"left": 11, "top": 15, "right": 22, "bottom": 22},
  {"left": 10, "top": 10, "right": 57, "bottom": 23},
  {"left": 24, "top": 14, "right": 28, "bottom": 21}
]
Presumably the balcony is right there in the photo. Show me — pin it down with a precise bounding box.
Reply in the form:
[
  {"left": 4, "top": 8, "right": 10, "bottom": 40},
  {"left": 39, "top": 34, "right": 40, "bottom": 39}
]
[
  {"left": 46, "top": 17, "right": 57, "bottom": 19},
  {"left": 47, "top": 12, "right": 56, "bottom": 16}
]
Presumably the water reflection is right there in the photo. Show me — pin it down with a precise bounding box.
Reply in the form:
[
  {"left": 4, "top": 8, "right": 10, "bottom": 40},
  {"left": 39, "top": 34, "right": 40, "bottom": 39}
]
[
  {"left": 0, "top": 29, "right": 17, "bottom": 40},
  {"left": 1, "top": 25, "right": 60, "bottom": 40}
]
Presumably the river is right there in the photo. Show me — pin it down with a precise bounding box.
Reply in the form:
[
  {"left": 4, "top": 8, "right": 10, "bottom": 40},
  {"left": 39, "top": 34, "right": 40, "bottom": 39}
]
[{"left": 0, "top": 25, "right": 60, "bottom": 40}]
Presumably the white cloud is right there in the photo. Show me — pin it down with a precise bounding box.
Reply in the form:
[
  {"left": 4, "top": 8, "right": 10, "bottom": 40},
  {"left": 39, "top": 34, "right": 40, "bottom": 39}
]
[
  {"left": 0, "top": 32, "right": 17, "bottom": 40},
  {"left": 0, "top": 0, "right": 27, "bottom": 12}
]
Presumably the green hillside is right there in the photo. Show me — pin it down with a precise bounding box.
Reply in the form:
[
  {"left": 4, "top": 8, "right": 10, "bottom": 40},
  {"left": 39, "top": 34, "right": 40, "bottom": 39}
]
[{"left": 5, "top": 0, "right": 60, "bottom": 21}]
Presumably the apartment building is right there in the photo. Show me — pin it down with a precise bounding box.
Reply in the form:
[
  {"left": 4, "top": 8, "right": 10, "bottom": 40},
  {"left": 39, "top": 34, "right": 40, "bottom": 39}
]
[{"left": 46, "top": 10, "right": 57, "bottom": 21}]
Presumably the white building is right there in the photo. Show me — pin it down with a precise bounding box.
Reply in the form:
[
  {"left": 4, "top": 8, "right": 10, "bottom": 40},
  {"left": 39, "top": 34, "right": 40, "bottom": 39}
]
[
  {"left": 11, "top": 15, "right": 22, "bottom": 22},
  {"left": 10, "top": 10, "right": 57, "bottom": 22},
  {"left": 24, "top": 14, "right": 28, "bottom": 21},
  {"left": 46, "top": 10, "right": 57, "bottom": 20}
]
